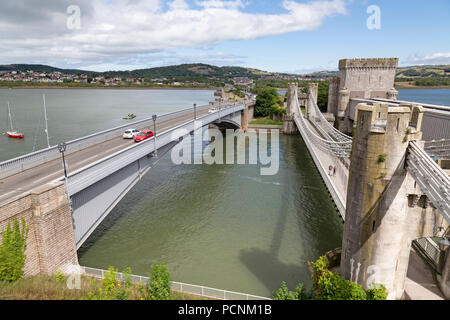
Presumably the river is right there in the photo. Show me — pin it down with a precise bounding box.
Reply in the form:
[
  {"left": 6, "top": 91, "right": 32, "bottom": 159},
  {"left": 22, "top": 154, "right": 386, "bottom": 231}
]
[{"left": 2, "top": 88, "right": 447, "bottom": 297}]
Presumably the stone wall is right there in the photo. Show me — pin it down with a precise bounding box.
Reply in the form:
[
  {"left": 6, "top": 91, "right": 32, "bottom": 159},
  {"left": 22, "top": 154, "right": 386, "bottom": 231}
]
[
  {"left": 0, "top": 182, "right": 78, "bottom": 275},
  {"left": 328, "top": 58, "right": 399, "bottom": 133},
  {"left": 339, "top": 102, "right": 448, "bottom": 299}
]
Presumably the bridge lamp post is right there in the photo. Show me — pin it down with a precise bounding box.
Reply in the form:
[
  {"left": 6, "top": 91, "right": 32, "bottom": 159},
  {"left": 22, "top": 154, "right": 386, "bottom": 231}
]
[
  {"left": 194, "top": 103, "right": 197, "bottom": 120},
  {"left": 152, "top": 115, "right": 157, "bottom": 158},
  {"left": 58, "top": 142, "right": 68, "bottom": 179}
]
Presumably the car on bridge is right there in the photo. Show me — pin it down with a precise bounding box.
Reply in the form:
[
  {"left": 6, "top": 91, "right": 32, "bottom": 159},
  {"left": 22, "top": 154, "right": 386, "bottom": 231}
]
[
  {"left": 123, "top": 129, "right": 140, "bottom": 139},
  {"left": 134, "top": 130, "right": 154, "bottom": 143},
  {"left": 209, "top": 107, "right": 218, "bottom": 113}
]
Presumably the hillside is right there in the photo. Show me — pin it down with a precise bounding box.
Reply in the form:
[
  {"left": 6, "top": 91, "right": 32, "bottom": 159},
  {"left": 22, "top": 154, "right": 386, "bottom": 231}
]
[
  {"left": 103, "top": 63, "right": 267, "bottom": 80},
  {"left": 0, "top": 64, "right": 94, "bottom": 74}
]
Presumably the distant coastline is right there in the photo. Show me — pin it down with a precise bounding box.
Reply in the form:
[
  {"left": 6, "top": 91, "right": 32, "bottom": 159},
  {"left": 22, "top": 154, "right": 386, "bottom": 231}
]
[{"left": 0, "top": 84, "right": 217, "bottom": 90}]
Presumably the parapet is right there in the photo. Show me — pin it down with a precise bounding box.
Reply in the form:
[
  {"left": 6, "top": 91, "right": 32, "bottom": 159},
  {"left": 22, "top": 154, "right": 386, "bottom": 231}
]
[{"left": 339, "top": 58, "right": 399, "bottom": 70}]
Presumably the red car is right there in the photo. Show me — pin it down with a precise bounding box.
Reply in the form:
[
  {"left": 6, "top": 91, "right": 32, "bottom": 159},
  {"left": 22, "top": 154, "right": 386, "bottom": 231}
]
[{"left": 134, "top": 130, "right": 154, "bottom": 143}]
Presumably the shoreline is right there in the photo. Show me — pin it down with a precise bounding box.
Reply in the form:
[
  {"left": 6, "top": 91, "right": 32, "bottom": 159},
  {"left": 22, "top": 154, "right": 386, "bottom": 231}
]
[
  {"left": 0, "top": 85, "right": 218, "bottom": 91},
  {"left": 395, "top": 84, "right": 450, "bottom": 90}
]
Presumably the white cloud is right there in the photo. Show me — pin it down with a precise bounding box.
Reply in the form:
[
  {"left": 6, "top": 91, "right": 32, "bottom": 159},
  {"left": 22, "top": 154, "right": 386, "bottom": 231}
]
[
  {"left": 402, "top": 53, "right": 450, "bottom": 66},
  {"left": 0, "top": 0, "right": 348, "bottom": 70}
]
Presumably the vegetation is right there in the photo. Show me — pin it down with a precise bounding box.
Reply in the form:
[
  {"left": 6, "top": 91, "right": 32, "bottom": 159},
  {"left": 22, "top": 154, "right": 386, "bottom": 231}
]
[
  {"left": 272, "top": 255, "right": 388, "bottom": 300},
  {"left": 254, "top": 87, "right": 283, "bottom": 117},
  {"left": 0, "top": 262, "right": 208, "bottom": 300},
  {"left": 378, "top": 154, "right": 387, "bottom": 163},
  {"left": 249, "top": 118, "right": 283, "bottom": 126},
  {"left": 0, "top": 218, "right": 28, "bottom": 283},
  {"left": 143, "top": 262, "right": 171, "bottom": 300}
]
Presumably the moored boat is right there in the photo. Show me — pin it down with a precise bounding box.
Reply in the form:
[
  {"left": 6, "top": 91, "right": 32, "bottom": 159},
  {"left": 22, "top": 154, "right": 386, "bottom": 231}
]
[{"left": 7, "top": 131, "right": 24, "bottom": 139}]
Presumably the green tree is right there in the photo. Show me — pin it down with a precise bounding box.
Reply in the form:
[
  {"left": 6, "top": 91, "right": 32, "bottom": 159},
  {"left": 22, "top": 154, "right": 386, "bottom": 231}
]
[
  {"left": 145, "top": 262, "right": 171, "bottom": 300},
  {"left": 367, "top": 284, "right": 388, "bottom": 300},
  {"left": 0, "top": 218, "right": 28, "bottom": 282},
  {"left": 254, "top": 87, "right": 280, "bottom": 117}
]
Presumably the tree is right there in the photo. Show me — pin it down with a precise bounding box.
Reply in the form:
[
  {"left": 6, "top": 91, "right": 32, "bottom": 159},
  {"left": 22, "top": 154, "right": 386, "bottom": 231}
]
[
  {"left": 145, "top": 262, "right": 171, "bottom": 300},
  {"left": 0, "top": 218, "right": 28, "bottom": 282},
  {"left": 254, "top": 87, "right": 280, "bottom": 117}
]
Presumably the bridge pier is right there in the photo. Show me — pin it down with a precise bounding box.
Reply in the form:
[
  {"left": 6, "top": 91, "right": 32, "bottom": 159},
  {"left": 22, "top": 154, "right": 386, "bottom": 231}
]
[
  {"left": 339, "top": 102, "right": 447, "bottom": 299},
  {"left": 0, "top": 182, "right": 78, "bottom": 276},
  {"left": 282, "top": 83, "right": 299, "bottom": 135}
]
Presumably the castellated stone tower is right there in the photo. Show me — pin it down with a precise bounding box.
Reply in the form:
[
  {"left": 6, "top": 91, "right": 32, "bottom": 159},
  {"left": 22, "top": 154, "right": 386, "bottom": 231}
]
[
  {"left": 340, "top": 102, "right": 448, "bottom": 300},
  {"left": 328, "top": 58, "right": 399, "bottom": 134},
  {"left": 283, "top": 82, "right": 299, "bottom": 134}
]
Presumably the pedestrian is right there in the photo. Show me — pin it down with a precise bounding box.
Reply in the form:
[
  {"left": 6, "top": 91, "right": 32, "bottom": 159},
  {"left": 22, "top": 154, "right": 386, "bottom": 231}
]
[
  {"left": 333, "top": 166, "right": 336, "bottom": 177},
  {"left": 329, "top": 165, "right": 332, "bottom": 176}
]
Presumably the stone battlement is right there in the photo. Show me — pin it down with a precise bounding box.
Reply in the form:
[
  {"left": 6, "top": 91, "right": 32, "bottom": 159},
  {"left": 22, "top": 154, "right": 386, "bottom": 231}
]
[{"left": 339, "top": 58, "right": 399, "bottom": 70}]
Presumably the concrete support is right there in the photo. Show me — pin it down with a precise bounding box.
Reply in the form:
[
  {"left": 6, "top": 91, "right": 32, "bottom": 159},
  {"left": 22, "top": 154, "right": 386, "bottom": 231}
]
[
  {"left": 306, "top": 83, "right": 318, "bottom": 120},
  {"left": 337, "top": 88, "right": 350, "bottom": 133},
  {"left": 327, "top": 77, "right": 340, "bottom": 116},
  {"left": 241, "top": 104, "right": 249, "bottom": 132},
  {"left": 283, "top": 83, "right": 298, "bottom": 135},
  {"left": 340, "top": 102, "right": 426, "bottom": 300},
  {"left": 438, "top": 247, "right": 450, "bottom": 299},
  {"left": 0, "top": 182, "right": 78, "bottom": 276}
]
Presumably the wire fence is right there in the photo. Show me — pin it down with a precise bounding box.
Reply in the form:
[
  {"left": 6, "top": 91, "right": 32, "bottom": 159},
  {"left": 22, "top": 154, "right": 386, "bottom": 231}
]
[{"left": 80, "top": 266, "right": 271, "bottom": 301}]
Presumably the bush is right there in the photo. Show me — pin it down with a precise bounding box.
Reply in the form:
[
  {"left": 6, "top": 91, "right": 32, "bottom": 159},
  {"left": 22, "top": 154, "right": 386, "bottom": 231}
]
[
  {"left": 309, "top": 255, "right": 386, "bottom": 300},
  {"left": 0, "top": 218, "right": 28, "bottom": 282},
  {"left": 254, "top": 87, "right": 280, "bottom": 117},
  {"left": 88, "top": 266, "right": 132, "bottom": 300},
  {"left": 145, "top": 262, "right": 171, "bottom": 300},
  {"left": 272, "top": 282, "right": 312, "bottom": 300},
  {"left": 367, "top": 284, "right": 388, "bottom": 300},
  {"left": 55, "top": 271, "right": 65, "bottom": 283}
]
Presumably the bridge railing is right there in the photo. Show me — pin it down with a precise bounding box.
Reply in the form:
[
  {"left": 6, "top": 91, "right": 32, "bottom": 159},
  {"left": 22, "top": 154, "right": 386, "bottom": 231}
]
[
  {"left": 80, "top": 266, "right": 271, "bottom": 300},
  {"left": 407, "top": 141, "right": 450, "bottom": 224},
  {"left": 66, "top": 103, "right": 245, "bottom": 195},
  {"left": 0, "top": 103, "right": 215, "bottom": 180},
  {"left": 412, "top": 237, "right": 443, "bottom": 274},
  {"left": 424, "top": 139, "right": 450, "bottom": 160}
]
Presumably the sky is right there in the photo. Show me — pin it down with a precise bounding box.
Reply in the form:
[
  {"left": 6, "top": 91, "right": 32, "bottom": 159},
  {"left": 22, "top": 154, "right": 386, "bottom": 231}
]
[{"left": 0, "top": 0, "right": 449, "bottom": 73}]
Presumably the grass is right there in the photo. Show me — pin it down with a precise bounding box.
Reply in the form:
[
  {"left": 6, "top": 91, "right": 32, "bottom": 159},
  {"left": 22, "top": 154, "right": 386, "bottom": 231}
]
[
  {"left": 0, "top": 275, "right": 211, "bottom": 300},
  {"left": 250, "top": 117, "right": 283, "bottom": 126},
  {"left": 395, "top": 82, "right": 450, "bottom": 90}
]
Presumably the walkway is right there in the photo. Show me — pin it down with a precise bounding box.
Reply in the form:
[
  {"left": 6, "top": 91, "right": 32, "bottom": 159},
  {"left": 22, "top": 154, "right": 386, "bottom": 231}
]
[
  {"left": 404, "top": 249, "right": 445, "bottom": 300},
  {"left": 0, "top": 108, "right": 211, "bottom": 205}
]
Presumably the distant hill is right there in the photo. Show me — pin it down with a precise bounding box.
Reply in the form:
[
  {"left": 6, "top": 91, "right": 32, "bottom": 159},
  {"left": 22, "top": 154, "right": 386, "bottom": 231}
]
[
  {"left": 396, "top": 65, "right": 450, "bottom": 78},
  {"left": 0, "top": 64, "right": 95, "bottom": 74},
  {"left": 103, "top": 63, "right": 268, "bottom": 80}
]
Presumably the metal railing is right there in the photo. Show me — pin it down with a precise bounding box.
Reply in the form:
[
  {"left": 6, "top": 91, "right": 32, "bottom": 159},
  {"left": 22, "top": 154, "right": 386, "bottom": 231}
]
[
  {"left": 293, "top": 100, "right": 348, "bottom": 218},
  {"left": 407, "top": 141, "right": 450, "bottom": 224},
  {"left": 80, "top": 266, "right": 271, "bottom": 300},
  {"left": 65, "top": 103, "right": 245, "bottom": 195},
  {"left": 412, "top": 237, "right": 443, "bottom": 273},
  {"left": 424, "top": 139, "right": 450, "bottom": 160},
  {"left": 0, "top": 103, "right": 215, "bottom": 180}
]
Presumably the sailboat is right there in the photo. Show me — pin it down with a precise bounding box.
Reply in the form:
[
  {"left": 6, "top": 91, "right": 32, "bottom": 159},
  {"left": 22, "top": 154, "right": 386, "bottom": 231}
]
[{"left": 6, "top": 102, "right": 24, "bottom": 139}]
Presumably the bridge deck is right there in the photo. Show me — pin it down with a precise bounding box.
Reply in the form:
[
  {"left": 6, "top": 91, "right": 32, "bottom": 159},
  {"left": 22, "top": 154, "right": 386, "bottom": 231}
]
[
  {"left": 303, "top": 119, "right": 348, "bottom": 218},
  {"left": 0, "top": 108, "right": 211, "bottom": 205}
]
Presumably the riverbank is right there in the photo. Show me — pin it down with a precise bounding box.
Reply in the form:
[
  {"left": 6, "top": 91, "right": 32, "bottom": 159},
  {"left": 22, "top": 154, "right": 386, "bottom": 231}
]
[
  {"left": 0, "top": 83, "right": 218, "bottom": 90},
  {"left": 395, "top": 82, "right": 450, "bottom": 90},
  {"left": 0, "top": 275, "right": 208, "bottom": 300}
]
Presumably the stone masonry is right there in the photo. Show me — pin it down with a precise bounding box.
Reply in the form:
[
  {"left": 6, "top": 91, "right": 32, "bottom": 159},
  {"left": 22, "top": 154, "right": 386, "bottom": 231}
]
[
  {"left": 0, "top": 181, "right": 78, "bottom": 275},
  {"left": 328, "top": 58, "right": 399, "bottom": 134},
  {"left": 340, "top": 102, "right": 448, "bottom": 299}
]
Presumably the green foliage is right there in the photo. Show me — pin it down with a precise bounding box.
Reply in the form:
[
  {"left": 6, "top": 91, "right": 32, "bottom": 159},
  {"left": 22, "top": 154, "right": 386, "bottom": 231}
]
[
  {"left": 88, "top": 266, "right": 132, "bottom": 300},
  {"left": 377, "top": 154, "right": 387, "bottom": 163},
  {"left": 55, "top": 271, "right": 65, "bottom": 283},
  {"left": 145, "top": 262, "right": 171, "bottom": 300},
  {"left": 254, "top": 87, "right": 280, "bottom": 117},
  {"left": 0, "top": 218, "right": 28, "bottom": 282},
  {"left": 367, "top": 284, "right": 388, "bottom": 300},
  {"left": 270, "top": 105, "right": 286, "bottom": 116},
  {"left": 309, "top": 255, "right": 386, "bottom": 300},
  {"left": 272, "top": 282, "right": 312, "bottom": 300},
  {"left": 414, "top": 77, "right": 450, "bottom": 87}
]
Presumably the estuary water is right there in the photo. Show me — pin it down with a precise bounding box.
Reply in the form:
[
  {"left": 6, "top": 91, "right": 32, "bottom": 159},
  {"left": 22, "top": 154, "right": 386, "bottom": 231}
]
[
  {"left": 3, "top": 88, "right": 446, "bottom": 297},
  {"left": 0, "top": 88, "right": 214, "bottom": 162}
]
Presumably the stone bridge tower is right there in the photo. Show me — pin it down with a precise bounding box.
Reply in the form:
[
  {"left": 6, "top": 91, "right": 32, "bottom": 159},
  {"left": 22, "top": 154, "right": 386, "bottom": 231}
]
[
  {"left": 328, "top": 58, "right": 399, "bottom": 134},
  {"left": 340, "top": 102, "right": 448, "bottom": 299}
]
